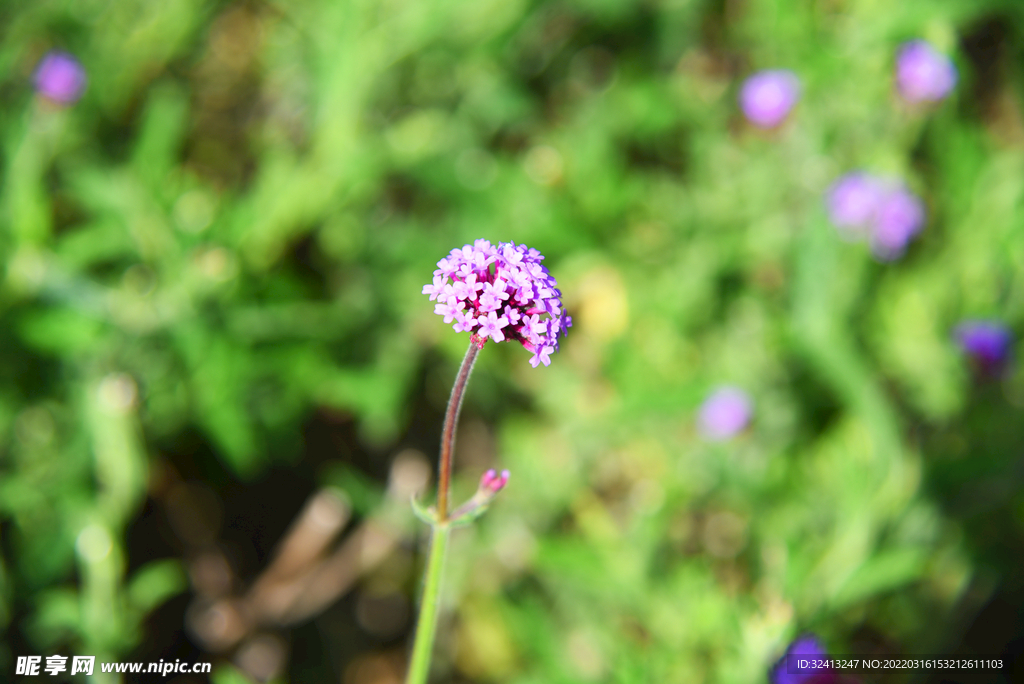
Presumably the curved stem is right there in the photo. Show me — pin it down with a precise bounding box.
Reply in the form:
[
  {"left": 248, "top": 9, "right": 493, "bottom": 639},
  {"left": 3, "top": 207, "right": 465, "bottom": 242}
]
[
  {"left": 436, "top": 337, "right": 483, "bottom": 522},
  {"left": 405, "top": 522, "right": 450, "bottom": 684},
  {"left": 406, "top": 337, "right": 484, "bottom": 684}
]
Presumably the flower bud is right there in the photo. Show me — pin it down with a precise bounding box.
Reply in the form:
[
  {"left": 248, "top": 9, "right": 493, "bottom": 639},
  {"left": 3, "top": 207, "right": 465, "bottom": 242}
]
[{"left": 479, "top": 468, "right": 510, "bottom": 494}]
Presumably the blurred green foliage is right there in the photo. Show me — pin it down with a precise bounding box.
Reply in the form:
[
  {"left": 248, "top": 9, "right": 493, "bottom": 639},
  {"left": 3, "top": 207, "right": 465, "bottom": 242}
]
[{"left": 2, "top": 0, "right": 1024, "bottom": 682}]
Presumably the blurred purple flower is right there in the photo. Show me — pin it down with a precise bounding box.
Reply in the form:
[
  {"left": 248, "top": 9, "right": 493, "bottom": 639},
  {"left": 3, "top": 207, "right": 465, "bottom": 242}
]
[
  {"left": 770, "top": 635, "right": 828, "bottom": 684},
  {"left": 870, "top": 186, "right": 925, "bottom": 261},
  {"left": 739, "top": 70, "right": 801, "bottom": 128},
  {"left": 825, "top": 172, "right": 925, "bottom": 260},
  {"left": 896, "top": 40, "right": 957, "bottom": 103},
  {"left": 827, "top": 173, "right": 886, "bottom": 236},
  {"left": 770, "top": 635, "right": 860, "bottom": 684},
  {"left": 698, "top": 386, "right": 752, "bottom": 440},
  {"left": 955, "top": 320, "right": 1013, "bottom": 376},
  {"left": 33, "top": 51, "right": 87, "bottom": 105}
]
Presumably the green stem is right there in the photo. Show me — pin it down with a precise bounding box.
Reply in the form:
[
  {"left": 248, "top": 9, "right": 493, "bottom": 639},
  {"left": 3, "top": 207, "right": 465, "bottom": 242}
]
[
  {"left": 406, "top": 522, "right": 451, "bottom": 684},
  {"left": 406, "top": 335, "right": 485, "bottom": 683}
]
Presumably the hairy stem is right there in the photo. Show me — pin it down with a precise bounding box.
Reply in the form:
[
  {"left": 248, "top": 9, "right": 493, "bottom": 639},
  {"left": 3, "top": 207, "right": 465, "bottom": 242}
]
[
  {"left": 436, "top": 337, "right": 483, "bottom": 522},
  {"left": 406, "top": 337, "right": 484, "bottom": 684}
]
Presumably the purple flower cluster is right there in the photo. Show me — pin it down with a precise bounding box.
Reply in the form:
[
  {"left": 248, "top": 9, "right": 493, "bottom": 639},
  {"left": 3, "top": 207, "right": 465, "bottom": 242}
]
[
  {"left": 698, "top": 386, "right": 752, "bottom": 440},
  {"left": 33, "top": 51, "right": 87, "bottom": 105},
  {"left": 826, "top": 173, "right": 925, "bottom": 260},
  {"left": 423, "top": 240, "right": 571, "bottom": 367},
  {"left": 896, "top": 40, "right": 957, "bottom": 103},
  {"left": 739, "top": 70, "right": 801, "bottom": 128}
]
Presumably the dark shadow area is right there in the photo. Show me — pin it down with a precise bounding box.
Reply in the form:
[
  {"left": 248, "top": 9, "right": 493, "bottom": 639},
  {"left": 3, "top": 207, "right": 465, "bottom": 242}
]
[{"left": 916, "top": 379, "right": 1024, "bottom": 684}]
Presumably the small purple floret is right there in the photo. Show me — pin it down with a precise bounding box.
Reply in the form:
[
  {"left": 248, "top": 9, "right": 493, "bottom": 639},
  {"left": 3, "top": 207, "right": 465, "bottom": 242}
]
[
  {"left": 424, "top": 240, "right": 571, "bottom": 366},
  {"left": 33, "top": 51, "right": 87, "bottom": 105},
  {"left": 896, "top": 40, "right": 957, "bottom": 103},
  {"left": 739, "top": 70, "right": 801, "bottom": 128},
  {"left": 826, "top": 172, "right": 925, "bottom": 260},
  {"left": 698, "top": 386, "right": 752, "bottom": 440},
  {"left": 955, "top": 320, "right": 1013, "bottom": 376},
  {"left": 477, "top": 311, "right": 509, "bottom": 343}
]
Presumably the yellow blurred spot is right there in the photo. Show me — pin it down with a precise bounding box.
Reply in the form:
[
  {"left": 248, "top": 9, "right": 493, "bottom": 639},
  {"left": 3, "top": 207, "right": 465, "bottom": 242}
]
[
  {"left": 456, "top": 600, "right": 517, "bottom": 679},
  {"left": 566, "top": 629, "right": 606, "bottom": 680},
  {"left": 97, "top": 373, "right": 138, "bottom": 413},
  {"left": 523, "top": 145, "right": 563, "bottom": 185},
  {"left": 194, "top": 246, "right": 238, "bottom": 282},
  {"left": 572, "top": 490, "right": 620, "bottom": 543},
  {"left": 576, "top": 265, "right": 628, "bottom": 342},
  {"left": 76, "top": 524, "right": 113, "bottom": 562},
  {"left": 173, "top": 189, "right": 215, "bottom": 233}
]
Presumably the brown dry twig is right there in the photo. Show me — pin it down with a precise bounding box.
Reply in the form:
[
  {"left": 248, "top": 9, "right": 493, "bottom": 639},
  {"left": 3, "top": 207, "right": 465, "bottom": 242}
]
[{"left": 182, "top": 451, "right": 431, "bottom": 678}]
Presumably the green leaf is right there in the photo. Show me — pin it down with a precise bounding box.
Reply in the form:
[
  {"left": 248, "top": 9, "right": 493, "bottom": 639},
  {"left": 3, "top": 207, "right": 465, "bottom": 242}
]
[
  {"left": 127, "top": 559, "right": 187, "bottom": 615},
  {"left": 17, "top": 308, "right": 107, "bottom": 355},
  {"left": 211, "top": 664, "right": 257, "bottom": 684},
  {"left": 28, "top": 589, "right": 80, "bottom": 648},
  {"left": 830, "top": 547, "right": 928, "bottom": 610}
]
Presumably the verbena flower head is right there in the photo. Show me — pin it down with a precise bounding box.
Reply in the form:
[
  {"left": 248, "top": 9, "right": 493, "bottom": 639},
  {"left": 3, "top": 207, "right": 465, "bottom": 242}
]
[
  {"left": 955, "top": 320, "right": 1013, "bottom": 376},
  {"left": 826, "top": 172, "right": 925, "bottom": 261},
  {"left": 423, "top": 240, "right": 571, "bottom": 367},
  {"left": 896, "top": 40, "right": 957, "bottom": 103},
  {"left": 739, "top": 70, "right": 801, "bottom": 128},
  {"left": 698, "top": 386, "right": 752, "bottom": 440},
  {"left": 33, "top": 51, "right": 87, "bottom": 105}
]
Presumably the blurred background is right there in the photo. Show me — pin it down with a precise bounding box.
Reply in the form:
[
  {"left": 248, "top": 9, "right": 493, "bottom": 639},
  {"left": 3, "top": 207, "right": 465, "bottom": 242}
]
[{"left": 2, "top": 0, "right": 1024, "bottom": 682}]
